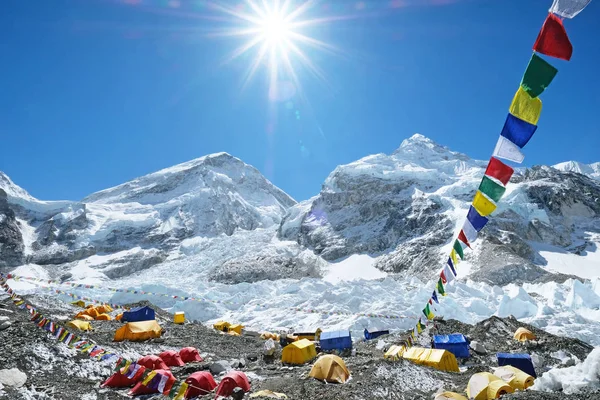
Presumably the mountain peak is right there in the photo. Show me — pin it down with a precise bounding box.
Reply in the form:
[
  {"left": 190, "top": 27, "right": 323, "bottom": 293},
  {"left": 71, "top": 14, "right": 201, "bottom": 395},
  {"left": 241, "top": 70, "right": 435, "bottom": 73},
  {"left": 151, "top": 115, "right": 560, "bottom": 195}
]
[
  {"left": 553, "top": 161, "right": 600, "bottom": 180},
  {"left": 393, "top": 134, "right": 471, "bottom": 165}
]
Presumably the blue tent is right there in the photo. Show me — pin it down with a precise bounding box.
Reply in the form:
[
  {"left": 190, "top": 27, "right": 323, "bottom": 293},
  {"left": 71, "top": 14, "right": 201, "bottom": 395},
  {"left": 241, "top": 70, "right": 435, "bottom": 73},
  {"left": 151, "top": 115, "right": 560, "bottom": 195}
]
[
  {"left": 497, "top": 353, "right": 537, "bottom": 378},
  {"left": 364, "top": 328, "right": 389, "bottom": 341},
  {"left": 121, "top": 306, "right": 155, "bottom": 323},
  {"left": 433, "top": 334, "right": 470, "bottom": 358},
  {"left": 320, "top": 330, "right": 352, "bottom": 351}
]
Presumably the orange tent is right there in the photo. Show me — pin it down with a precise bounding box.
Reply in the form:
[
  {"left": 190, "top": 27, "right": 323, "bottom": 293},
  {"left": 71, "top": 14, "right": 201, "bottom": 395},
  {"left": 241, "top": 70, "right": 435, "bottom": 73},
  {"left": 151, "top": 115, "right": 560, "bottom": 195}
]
[
  {"left": 76, "top": 314, "right": 94, "bottom": 321},
  {"left": 96, "top": 313, "right": 112, "bottom": 321}
]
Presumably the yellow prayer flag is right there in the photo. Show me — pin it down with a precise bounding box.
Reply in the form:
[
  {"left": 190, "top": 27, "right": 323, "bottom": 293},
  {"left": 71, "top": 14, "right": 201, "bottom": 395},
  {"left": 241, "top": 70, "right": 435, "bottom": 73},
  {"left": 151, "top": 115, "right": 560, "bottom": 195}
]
[
  {"left": 120, "top": 360, "right": 131, "bottom": 375},
  {"left": 174, "top": 383, "right": 188, "bottom": 400},
  {"left": 450, "top": 249, "right": 459, "bottom": 266},
  {"left": 509, "top": 87, "right": 542, "bottom": 125},
  {"left": 142, "top": 371, "right": 156, "bottom": 386},
  {"left": 472, "top": 191, "right": 497, "bottom": 216}
]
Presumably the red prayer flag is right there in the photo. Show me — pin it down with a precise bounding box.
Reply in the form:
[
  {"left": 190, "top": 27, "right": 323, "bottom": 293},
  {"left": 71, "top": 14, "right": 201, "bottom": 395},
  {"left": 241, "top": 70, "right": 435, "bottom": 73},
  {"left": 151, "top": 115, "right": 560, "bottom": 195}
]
[
  {"left": 485, "top": 157, "right": 514, "bottom": 185},
  {"left": 533, "top": 13, "right": 573, "bottom": 61},
  {"left": 458, "top": 230, "right": 472, "bottom": 249},
  {"left": 440, "top": 270, "right": 447, "bottom": 284}
]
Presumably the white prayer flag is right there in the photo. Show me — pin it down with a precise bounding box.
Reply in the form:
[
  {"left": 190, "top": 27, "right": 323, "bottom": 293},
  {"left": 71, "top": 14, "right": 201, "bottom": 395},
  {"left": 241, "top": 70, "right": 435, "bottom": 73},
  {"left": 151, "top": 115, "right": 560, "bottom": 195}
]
[
  {"left": 493, "top": 136, "right": 525, "bottom": 164},
  {"left": 550, "top": 0, "right": 592, "bottom": 18}
]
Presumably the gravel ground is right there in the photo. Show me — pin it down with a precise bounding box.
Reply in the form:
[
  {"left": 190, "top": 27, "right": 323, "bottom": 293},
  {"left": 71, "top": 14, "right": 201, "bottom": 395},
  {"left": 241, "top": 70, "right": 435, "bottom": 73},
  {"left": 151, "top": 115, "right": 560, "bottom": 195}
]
[{"left": 0, "top": 292, "right": 598, "bottom": 400}]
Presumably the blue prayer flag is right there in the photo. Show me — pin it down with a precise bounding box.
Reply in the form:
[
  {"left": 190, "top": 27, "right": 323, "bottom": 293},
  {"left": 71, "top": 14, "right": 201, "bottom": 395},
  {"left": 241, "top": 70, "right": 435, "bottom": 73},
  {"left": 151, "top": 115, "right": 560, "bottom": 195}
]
[
  {"left": 467, "top": 206, "right": 489, "bottom": 232},
  {"left": 501, "top": 114, "right": 538, "bottom": 148}
]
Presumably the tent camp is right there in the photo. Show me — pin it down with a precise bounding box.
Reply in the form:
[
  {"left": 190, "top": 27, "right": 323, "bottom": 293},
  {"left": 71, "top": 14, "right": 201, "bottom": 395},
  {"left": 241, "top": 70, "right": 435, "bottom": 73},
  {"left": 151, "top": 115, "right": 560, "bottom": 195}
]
[
  {"left": 433, "top": 334, "right": 470, "bottom": 358},
  {"left": 138, "top": 355, "right": 169, "bottom": 371},
  {"left": 402, "top": 347, "right": 459, "bottom": 372},
  {"left": 497, "top": 353, "right": 537, "bottom": 378},
  {"left": 159, "top": 350, "right": 185, "bottom": 367},
  {"left": 364, "top": 328, "right": 389, "bottom": 340},
  {"left": 320, "top": 330, "right": 352, "bottom": 352},
  {"left": 114, "top": 320, "right": 162, "bottom": 342},
  {"left": 128, "top": 369, "right": 175, "bottom": 397},
  {"left": 434, "top": 392, "right": 468, "bottom": 400},
  {"left": 494, "top": 365, "right": 535, "bottom": 390},
  {"left": 466, "top": 372, "right": 514, "bottom": 400},
  {"left": 215, "top": 371, "right": 251, "bottom": 399},
  {"left": 513, "top": 327, "right": 536, "bottom": 342},
  {"left": 309, "top": 355, "right": 350, "bottom": 383},
  {"left": 184, "top": 371, "right": 217, "bottom": 399},
  {"left": 213, "top": 321, "right": 231, "bottom": 332},
  {"left": 180, "top": 347, "right": 203, "bottom": 363},
  {"left": 281, "top": 339, "right": 317, "bottom": 365},
  {"left": 384, "top": 345, "right": 406, "bottom": 361},
  {"left": 66, "top": 320, "right": 92, "bottom": 331},
  {"left": 101, "top": 366, "right": 146, "bottom": 388},
  {"left": 121, "top": 306, "right": 155, "bottom": 323}
]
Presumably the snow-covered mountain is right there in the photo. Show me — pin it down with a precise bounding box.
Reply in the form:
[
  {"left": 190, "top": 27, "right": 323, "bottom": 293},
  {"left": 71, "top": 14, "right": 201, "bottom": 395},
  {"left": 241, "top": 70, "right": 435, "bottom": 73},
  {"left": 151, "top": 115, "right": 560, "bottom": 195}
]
[{"left": 553, "top": 160, "right": 600, "bottom": 181}]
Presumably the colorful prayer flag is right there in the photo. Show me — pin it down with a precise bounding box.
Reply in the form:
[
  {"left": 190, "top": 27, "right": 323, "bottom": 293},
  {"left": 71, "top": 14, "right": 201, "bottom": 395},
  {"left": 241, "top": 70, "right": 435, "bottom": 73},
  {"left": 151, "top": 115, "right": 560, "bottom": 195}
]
[
  {"left": 437, "top": 278, "right": 446, "bottom": 296},
  {"left": 550, "top": 0, "right": 592, "bottom": 18},
  {"left": 467, "top": 206, "right": 489, "bottom": 231},
  {"left": 458, "top": 230, "right": 472, "bottom": 249},
  {"left": 450, "top": 249, "right": 459, "bottom": 266},
  {"left": 447, "top": 258, "right": 456, "bottom": 275},
  {"left": 509, "top": 87, "right": 542, "bottom": 126},
  {"left": 440, "top": 270, "right": 447, "bottom": 284},
  {"left": 479, "top": 176, "right": 506, "bottom": 203},
  {"left": 416, "top": 321, "right": 423, "bottom": 334},
  {"left": 443, "top": 264, "right": 456, "bottom": 284},
  {"left": 533, "top": 13, "right": 573, "bottom": 61},
  {"left": 423, "top": 304, "right": 434, "bottom": 320},
  {"left": 432, "top": 291, "right": 439, "bottom": 304},
  {"left": 493, "top": 135, "right": 524, "bottom": 164},
  {"left": 473, "top": 191, "right": 497, "bottom": 216},
  {"left": 500, "top": 113, "right": 538, "bottom": 150},
  {"left": 453, "top": 239, "right": 464, "bottom": 260},
  {"left": 418, "top": 319, "right": 427, "bottom": 331},
  {"left": 521, "top": 54, "right": 558, "bottom": 99}
]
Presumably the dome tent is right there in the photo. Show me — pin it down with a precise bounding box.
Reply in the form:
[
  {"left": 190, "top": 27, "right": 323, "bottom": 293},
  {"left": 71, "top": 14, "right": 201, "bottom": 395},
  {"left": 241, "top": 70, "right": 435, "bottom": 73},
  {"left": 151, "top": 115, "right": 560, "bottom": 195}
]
[
  {"left": 138, "top": 355, "right": 169, "bottom": 371},
  {"left": 184, "top": 371, "right": 217, "bottom": 399},
  {"left": 113, "top": 320, "right": 162, "bottom": 342},
  {"left": 128, "top": 369, "right": 175, "bottom": 396},
  {"left": 159, "top": 350, "right": 185, "bottom": 367},
  {"left": 214, "top": 371, "right": 251, "bottom": 399},
  {"left": 101, "top": 366, "right": 146, "bottom": 388},
  {"left": 466, "top": 372, "right": 514, "bottom": 400},
  {"left": 180, "top": 347, "right": 203, "bottom": 363},
  {"left": 309, "top": 355, "right": 350, "bottom": 383}
]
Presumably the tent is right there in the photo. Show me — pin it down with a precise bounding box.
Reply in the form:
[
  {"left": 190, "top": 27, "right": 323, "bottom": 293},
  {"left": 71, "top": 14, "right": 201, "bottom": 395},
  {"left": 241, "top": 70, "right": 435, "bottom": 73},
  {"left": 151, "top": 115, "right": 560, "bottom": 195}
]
[
  {"left": 309, "top": 355, "right": 350, "bottom": 383},
  {"left": 320, "top": 330, "right": 352, "bottom": 352},
  {"left": 84, "top": 307, "right": 100, "bottom": 319},
  {"left": 115, "top": 313, "right": 123, "bottom": 321},
  {"left": 434, "top": 392, "right": 468, "bottom": 400},
  {"left": 96, "top": 304, "right": 113, "bottom": 314},
  {"left": 66, "top": 320, "right": 92, "bottom": 331},
  {"left": 76, "top": 314, "right": 94, "bottom": 321},
  {"left": 494, "top": 365, "right": 535, "bottom": 390},
  {"left": 174, "top": 312, "right": 185, "bottom": 324},
  {"left": 281, "top": 339, "right": 317, "bottom": 365},
  {"left": 184, "top": 371, "right": 217, "bottom": 399},
  {"left": 71, "top": 300, "right": 86, "bottom": 308},
  {"left": 293, "top": 328, "right": 322, "bottom": 341},
  {"left": 384, "top": 345, "right": 406, "bottom": 361},
  {"left": 433, "top": 334, "right": 470, "bottom": 358},
  {"left": 128, "top": 369, "right": 175, "bottom": 396},
  {"left": 213, "top": 321, "right": 231, "bottom": 332},
  {"left": 229, "top": 324, "right": 244, "bottom": 335},
  {"left": 101, "top": 366, "right": 146, "bottom": 388},
  {"left": 364, "top": 328, "right": 389, "bottom": 340},
  {"left": 466, "top": 372, "right": 514, "bottom": 400},
  {"left": 114, "top": 320, "right": 162, "bottom": 342},
  {"left": 214, "top": 371, "right": 251, "bottom": 399},
  {"left": 497, "top": 353, "right": 537, "bottom": 378},
  {"left": 96, "top": 313, "right": 112, "bottom": 321},
  {"left": 137, "top": 355, "right": 169, "bottom": 371},
  {"left": 402, "top": 347, "right": 459, "bottom": 373},
  {"left": 159, "top": 350, "right": 185, "bottom": 367},
  {"left": 180, "top": 347, "right": 203, "bottom": 363},
  {"left": 513, "top": 327, "right": 536, "bottom": 342},
  {"left": 121, "top": 306, "right": 155, "bottom": 323}
]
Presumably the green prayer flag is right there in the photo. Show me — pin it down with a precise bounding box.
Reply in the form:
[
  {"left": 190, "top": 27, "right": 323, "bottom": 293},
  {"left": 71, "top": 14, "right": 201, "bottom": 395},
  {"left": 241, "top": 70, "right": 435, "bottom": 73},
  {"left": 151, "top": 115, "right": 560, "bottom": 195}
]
[
  {"left": 453, "top": 239, "right": 464, "bottom": 260},
  {"left": 479, "top": 175, "right": 506, "bottom": 203},
  {"left": 521, "top": 54, "right": 558, "bottom": 98},
  {"left": 437, "top": 278, "right": 446, "bottom": 296},
  {"left": 419, "top": 320, "right": 426, "bottom": 331}
]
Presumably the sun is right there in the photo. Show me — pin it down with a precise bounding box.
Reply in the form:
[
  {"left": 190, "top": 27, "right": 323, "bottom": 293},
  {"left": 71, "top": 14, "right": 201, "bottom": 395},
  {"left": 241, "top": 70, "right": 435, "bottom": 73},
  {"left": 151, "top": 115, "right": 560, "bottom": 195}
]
[{"left": 208, "top": 0, "right": 343, "bottom": 98}]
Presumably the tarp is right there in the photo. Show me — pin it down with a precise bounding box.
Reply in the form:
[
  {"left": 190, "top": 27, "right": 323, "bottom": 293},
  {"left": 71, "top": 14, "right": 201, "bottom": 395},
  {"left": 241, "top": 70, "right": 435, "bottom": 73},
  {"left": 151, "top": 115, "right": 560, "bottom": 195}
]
[
  {"left": 433, "top": 334, "right": 470, "bottom": 358},
  {"left": 121, "top": 306, "right": 155, "bottom": 323},
  {"left": 494, "top": 365, "right": 535, "bottom": 390},
  {"left": 281, "top": 339, "right": 317, "bottom": 365},
  {"left": 309, "top": 354, "right": 350, "bottom": 383},
  {"left": 467, "top": 372, "right": 514, "bottom": 400},
  {"left": 384, "top": 345, "right": 405, "bottom": 361},
  {"left": 402, "top": 347, "right": 459, "bottom": 372},
  {"left": 513, "top": 327, "right": 536, "bottom": 342},
  {"left": 66, "top": 320, "right": 92, "bottom": 331},
  {"left": 497, "top": 353, "right": 537, "bottom": 378},
  {"left": 521, "top": 54, "right": 558, "bottom": 99},
  {"left": 129, "top": 369, "right": 175, "bottom": 397},
  {"left": 184, "top": 371, "right": 217, "bottom": 399},
  {"left": 364, "top": 328, "right": 389, "bottom": 340},
  {"left": 137, "top": 355, "right": 169, "bottom": 371},
  {"left": 180, "top": 347, "right": 203, "bottom": 363},
  {"left": 114, "top": 320, "right": 162, "bottom": 342},
  {"left": 533, "top": 13, "right": 573, "bottom": 61},
  {"left": 159, "top": 350, "right": 185, "bottom": 367},
  {"left": 320, "top": 330, "right": 352, "bottom": 352},
  {"left": 214, "top": 371, "right": 251, "bottom": 399}
]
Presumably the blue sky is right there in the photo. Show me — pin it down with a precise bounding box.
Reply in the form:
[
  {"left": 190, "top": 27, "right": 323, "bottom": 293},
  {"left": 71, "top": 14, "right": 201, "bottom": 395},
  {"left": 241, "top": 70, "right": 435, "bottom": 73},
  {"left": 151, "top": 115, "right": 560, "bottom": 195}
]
[{"left": 1, "top": 0, "right": 598, "bottom": 202}]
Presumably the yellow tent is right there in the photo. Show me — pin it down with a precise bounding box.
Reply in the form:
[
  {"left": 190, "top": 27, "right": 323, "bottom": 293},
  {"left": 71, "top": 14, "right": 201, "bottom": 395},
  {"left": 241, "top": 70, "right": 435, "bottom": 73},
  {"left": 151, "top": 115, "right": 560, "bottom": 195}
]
[
  {"left": 71, "top": 300, "right": 86, "bottom": 308},
  {"left": 467, "top": 372, "right": 514, "bottom": 400},
  {"left": 281, "top": 339, "right": 317, "bottom": 365},
  {"left": 82, "top": 307, "right": 100, "bottom": 319},
  {"left": 113, "top": 320, "right": 162, "bottom": 342},
  {"left": 309, "top": 355, "right": 350, "bottom": 383},
  {"left": 66, "top": 320, "right": 92, "bottom": 331},
  {"left": 229, "top": 324, "right": 244, "bottom": 335},
  {"left": 249, "top": 390, "right": 288, "bottom": 399},
  {"left": 402, "top": 347, "right": 459, "bottom": 373},
  {"left": 76, "top": 314, "right": 94, "bottom": 321},
  {"left": 96, "top": 313, "right": 112, "bottom": 321},
  {"left": 513, "top": 327, "right": 536, "bottom": 342},
  {"left": 384, "top": 345, "right": 406, "bottom": 361},
  {"left": 115, "top": 313, "right": 123, "bottom": 321},
  {"left": 96, "top": 304, "right": 113, "bottom": 314},
  {"left": 494, "top": 366, "right": 535, "bottom": 390},
  {"left": 434, "top": 392, "right": 468, "bottom": 400},
  {"left": 213, "top": 321, "right": 231, "bottom": 332},
  {"left": 173, "top": 312, "right": 185, "bottom": 324}
]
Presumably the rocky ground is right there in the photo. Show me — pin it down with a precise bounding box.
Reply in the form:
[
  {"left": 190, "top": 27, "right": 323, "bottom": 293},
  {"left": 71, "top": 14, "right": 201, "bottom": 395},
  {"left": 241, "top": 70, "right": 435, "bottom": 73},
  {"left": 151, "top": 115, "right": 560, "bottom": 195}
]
[{"left": 1, "top": 291, "right": 598, "bottom": 400}]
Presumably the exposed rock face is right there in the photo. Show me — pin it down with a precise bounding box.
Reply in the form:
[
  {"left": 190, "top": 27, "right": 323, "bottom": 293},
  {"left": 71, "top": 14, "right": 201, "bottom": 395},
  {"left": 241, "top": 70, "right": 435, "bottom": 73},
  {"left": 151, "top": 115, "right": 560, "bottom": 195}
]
[{"left": 0, "top": 189, "right": 24, "bottom": 270}]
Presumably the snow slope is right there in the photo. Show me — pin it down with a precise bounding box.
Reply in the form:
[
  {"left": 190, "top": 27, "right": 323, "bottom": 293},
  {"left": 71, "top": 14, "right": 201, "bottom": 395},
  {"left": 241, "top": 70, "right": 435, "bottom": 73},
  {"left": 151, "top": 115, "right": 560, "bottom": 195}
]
[{"left": 553, "top": 161, "right": 600, "bottom": 181}]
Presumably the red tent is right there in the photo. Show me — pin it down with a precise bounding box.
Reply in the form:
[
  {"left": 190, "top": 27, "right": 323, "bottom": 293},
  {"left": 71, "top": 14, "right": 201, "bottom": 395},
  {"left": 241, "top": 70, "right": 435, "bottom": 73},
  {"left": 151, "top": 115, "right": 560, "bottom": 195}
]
[
  {"left": 128, "top": 369, "right": 175, "bottom": 396},
  {"left": 214, "top": 371, "right": 251, "bottom": 399},
  {"left": 101, "top": 365, "right": 146, "bottom": 388},
  {"left": 159, "top": 350, "right": 185, "bottom": 367},
  {"left": 180, "top": 347, "right": 203, "bottom": 363},
  {"left": 184, "top": 371, "right": 217, "bottom": 399},
  {"left": 138, "top": 355, "right": 169, "bottom": 371}
]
